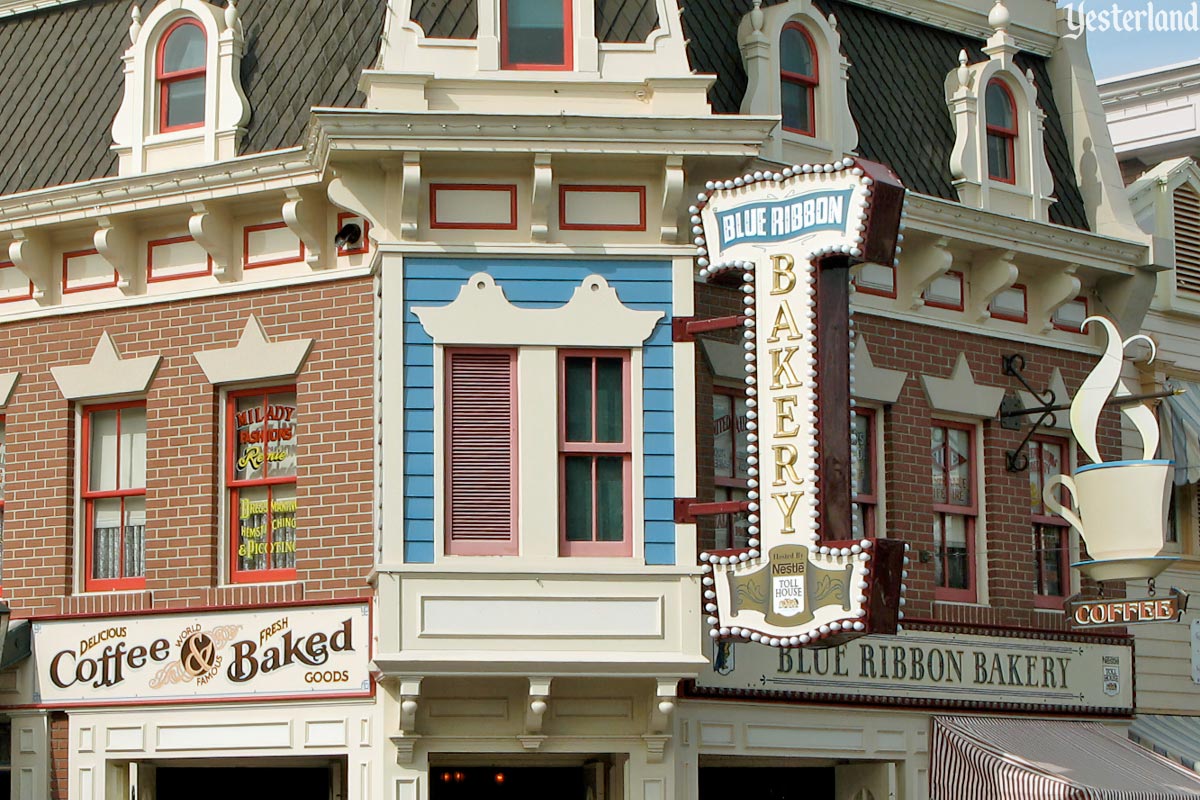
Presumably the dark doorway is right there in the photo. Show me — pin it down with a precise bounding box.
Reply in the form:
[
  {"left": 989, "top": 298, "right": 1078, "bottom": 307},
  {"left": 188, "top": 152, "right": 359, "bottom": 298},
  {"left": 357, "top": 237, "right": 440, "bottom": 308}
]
[
  {"left": 430, "top": 767, "right": 586, "bottom": 799},
  {"left": 155, "top": 766, "right": 332, "bottom": 800},
  {"left": 700, "top": 766, "right": 835, "bottom": 799}
]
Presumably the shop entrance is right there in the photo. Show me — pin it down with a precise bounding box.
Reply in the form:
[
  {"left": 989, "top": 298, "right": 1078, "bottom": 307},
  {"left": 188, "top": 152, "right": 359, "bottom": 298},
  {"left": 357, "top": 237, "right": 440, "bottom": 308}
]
[
  {"left": 147, "top": 764, "right": 337, "bottom": 800},
  {"left": 430, "top": 767, "right": 587, "bottom": 799},
  {"left": 700, "top": 762, "right": 895, "bottom": 800}
]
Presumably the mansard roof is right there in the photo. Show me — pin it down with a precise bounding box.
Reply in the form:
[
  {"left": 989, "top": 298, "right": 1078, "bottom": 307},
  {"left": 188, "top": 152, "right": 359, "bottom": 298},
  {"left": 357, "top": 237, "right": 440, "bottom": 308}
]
[
  {"left": 0, "top": 0, "right": 385, "bottom": 197},
  {"left": 681, "top": 0, "right": 1090, "bottom": 231}
]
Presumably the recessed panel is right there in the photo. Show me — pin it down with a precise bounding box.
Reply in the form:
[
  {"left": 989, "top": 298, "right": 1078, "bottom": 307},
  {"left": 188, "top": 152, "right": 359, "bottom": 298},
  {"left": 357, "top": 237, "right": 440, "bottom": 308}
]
[
  {"left": 855, "top": 263, "right": 895, "bottom": 297},
  {"left": 420, "top": 596, "right": 663, "bottom": 637},
  {"left": 430, "top": 184, "right": 518, "bottom": 229},
  {"left": 244, "top": 222, "right": 304, "bottom": 268},
  {"left": 560, "top": 185, "right": 646, "bottom": 231},
  {"left": 0, "top": 262, "right": 32, "bottom": 303},
  {"left": 990, "top": 284, "right": 1027, "bottom": 322},
  {"left": 63, "top": 250, "right": 115, "bottom": 293},
  {"left": 148, "top": 236, "right": 211, "bottom": 282}
]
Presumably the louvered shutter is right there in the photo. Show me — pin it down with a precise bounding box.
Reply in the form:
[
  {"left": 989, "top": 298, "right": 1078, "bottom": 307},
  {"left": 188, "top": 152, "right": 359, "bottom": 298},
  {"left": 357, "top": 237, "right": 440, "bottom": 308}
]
[
  {"left": 1174, "top": 185, "right": 1200, "bottom": 295},
  {"left": 445, "top": 349, "right": 518, "bottom": 555}
]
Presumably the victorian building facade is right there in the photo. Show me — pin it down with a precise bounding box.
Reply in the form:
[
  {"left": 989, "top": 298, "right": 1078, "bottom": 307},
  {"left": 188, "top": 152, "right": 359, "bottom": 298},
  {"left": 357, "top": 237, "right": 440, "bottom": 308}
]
[{"left": 0, "top": 1, "right": 1189, "bottom": 799}]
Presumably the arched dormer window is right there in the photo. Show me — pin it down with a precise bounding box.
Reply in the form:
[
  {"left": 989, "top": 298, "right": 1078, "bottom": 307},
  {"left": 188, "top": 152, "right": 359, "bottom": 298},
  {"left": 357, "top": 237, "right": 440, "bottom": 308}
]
[
  {"left": 156, "top": 19, "right": 207, "bottom": 133},
  {"left": 780, "top": 22, "right": 818, "bottom": 136},
  {"left": 985, "top": 79, "right": 1017, "bottom": 184},
  {"left": 501, "top": 0, "right": 572, "bottom": 70}
]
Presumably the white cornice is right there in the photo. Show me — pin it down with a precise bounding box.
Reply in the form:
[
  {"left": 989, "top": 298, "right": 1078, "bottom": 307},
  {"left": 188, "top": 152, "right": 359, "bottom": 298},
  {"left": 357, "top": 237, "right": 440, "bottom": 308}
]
[
  {"left": 904, "top": 193, "right": 1151, "bottom": 277},
  {"left": 1099, "top": 58, "right": 1200, "bottom": 105},
  {"left": 0, "top": 0, "right": 82, "bottom": 17},
  {"left": 847, "top": 0, "right": 1058, "bottom": 57},
  {"left": 0, "top": 148, "right": 316, "bottom": 232},
  {"left": 308, "top": 111, "right": 778, "bottom": 167}
]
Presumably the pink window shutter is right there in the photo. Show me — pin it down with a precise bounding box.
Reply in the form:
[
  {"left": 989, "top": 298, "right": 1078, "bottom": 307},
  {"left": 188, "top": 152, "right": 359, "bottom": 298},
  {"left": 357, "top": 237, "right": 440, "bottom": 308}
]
[{"left": 446, "top": 349, "right": 518, "bottom": 554}]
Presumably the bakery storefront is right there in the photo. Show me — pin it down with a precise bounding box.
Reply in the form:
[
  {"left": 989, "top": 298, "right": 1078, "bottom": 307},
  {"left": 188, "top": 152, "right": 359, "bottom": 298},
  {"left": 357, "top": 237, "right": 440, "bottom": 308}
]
[
  {"left": 678, "top": 623, "right": 1200, "bottom": 800},
  {"left": 25, "top": 601, "right": 374, "bottom": 800}
]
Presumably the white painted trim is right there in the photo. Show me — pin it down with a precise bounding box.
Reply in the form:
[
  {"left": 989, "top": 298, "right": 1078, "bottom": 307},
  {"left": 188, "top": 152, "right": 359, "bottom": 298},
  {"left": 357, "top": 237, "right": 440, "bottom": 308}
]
[
  {"left": 0, "top": 0, "right": 83, "bottom": 17},
  {"left": 194, "top": 315, "right": 314, "bottom": 385},
  {"left": 50, "top": 332, "right": 160, "bottom": 401}
]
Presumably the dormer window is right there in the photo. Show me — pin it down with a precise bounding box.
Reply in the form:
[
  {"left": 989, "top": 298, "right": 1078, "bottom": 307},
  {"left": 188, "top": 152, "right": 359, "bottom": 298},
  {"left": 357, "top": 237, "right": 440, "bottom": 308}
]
[
  {"left": 502, "top": 0, "right": 571, "bottom": 70},
  {"left": 780, "top": 22, "right": 818, "bottom": 136},
  {"left": 985, "top": 79, "right": 1017, "bottom": 184},
  {"left": 156, "top": 19, "right": 207, "bottom": 133}
]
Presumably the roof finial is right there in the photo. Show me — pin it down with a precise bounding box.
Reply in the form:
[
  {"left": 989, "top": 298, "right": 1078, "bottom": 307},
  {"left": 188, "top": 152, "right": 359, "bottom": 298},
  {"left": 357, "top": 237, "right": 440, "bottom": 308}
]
[
  {"left": 225, "top": 0, "right": 242, "bottom": 36},
  {"left": 988, "top": 0, "right": 1010, "bottom": 33},
  {"left": 750, "top": 0, "right": 764, "bottom": 33},
  {"left": 957, "top": 49, "right": 972, "bottom": 89},
  {"left": 129, "top": 3, "right": 141, "bottom": 44}
]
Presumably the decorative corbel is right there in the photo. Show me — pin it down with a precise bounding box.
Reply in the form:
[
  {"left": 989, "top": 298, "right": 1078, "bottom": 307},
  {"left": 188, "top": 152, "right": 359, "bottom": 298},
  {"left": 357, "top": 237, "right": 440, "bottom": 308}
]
[
  {"left": 9, "top": 228, "right": 56, "bottom": 305},
  {"left": 399, "top": 152, "right": 421, "bottom": 241},
  {"left": 388, "top": 677, "right": 422, "bottom": 765},
  {"left": 189, "top": 202, "right": 238, "bottom": 282},
  {"left": 328, "top": 162, "right": 388, "bottom": 241},
  {"left": 93, "top": 216, "right": 140, "bottom": 295},
  {"left": 1031, "top": 265, "right": 1081, "bottom": 333},
  {"left": 643, "top": 678, "right": 677, "bottom": 765},
  {"left": 531, "top": 153, "right": 552, "bottom": 243},
  {"left": 519, "top": 677, "right": 552, "bottom": 752},
  {"left": 968, "top": 249, "right": 1018, "bottom": 322},
  {"left": 896, "top": 236, "right": 953, "bottom": 310},
  {"left": 661, "top": 156, "right": 684, "bottom": 244},
  {"left": 282, "top": 188, "right": 325, "bottom": 268}
]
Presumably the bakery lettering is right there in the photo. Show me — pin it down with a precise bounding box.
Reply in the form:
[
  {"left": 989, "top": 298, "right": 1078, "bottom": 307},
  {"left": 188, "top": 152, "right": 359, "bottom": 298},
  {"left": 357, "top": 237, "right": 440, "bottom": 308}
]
[{"left": 226, "top": 618, "right": 354, "bottom": 682}]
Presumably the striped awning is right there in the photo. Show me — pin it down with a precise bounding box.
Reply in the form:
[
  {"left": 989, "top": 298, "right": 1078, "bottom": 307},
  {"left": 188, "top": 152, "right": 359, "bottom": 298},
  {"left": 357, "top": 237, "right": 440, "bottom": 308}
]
[
  {"left": 1131, "top": 715, "right": 1200, "bottom": 773},
  {"left": 1162, "top": 383, "right": 1200, "bottom": 486},
  {"left": 931, "top": 716, "right": 1200, "bottom": 799}
]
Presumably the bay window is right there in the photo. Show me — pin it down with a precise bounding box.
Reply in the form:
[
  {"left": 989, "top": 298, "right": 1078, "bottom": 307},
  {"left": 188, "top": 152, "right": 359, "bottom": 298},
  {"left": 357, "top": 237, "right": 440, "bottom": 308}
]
[
  {"left": 83, "top": 403, "right": 147, "bottom": 591},
  {"left": 227, "top": 387, "right": 297, "bottom": 583}
]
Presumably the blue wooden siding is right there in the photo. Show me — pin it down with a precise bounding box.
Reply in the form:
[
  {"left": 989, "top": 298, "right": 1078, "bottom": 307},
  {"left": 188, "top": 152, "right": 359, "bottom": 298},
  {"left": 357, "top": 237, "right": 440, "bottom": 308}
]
[{"left": 402, "top": 257, "right": 675, "bottom": 565}]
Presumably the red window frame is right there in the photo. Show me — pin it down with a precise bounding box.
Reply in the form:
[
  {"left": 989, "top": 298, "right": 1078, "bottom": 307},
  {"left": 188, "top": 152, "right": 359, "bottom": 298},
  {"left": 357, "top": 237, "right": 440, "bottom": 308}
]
[
  {"left": 336, "top": 212, "right": 370, "bottom": 257},
  {"left": 146, "top": 235, "right": 213, "bottom": 283},
  {"left": 558, "top": 350, "right": 632, "bottom": 556},
  {"left": 501, "top": 0, "right": 573, "bottom": 70},
  {"left": 558, "top": 185, "right": 648, "bottom": 232},
  {"left": 713, "top": 386, "right": 751, "bottom": 549},
  {"left": 922, "top": 270, "right": 965, "bottom": 312},
  {"left": 0, "top": 262, "right": 32, "bottom": 304},
  {"left": 62, "top": 248, "right": 118, "bottom": 295},
  {"left": 989, "top": 283, "right": 1028, "bottom": 323},
  {"left": 986, "top": 79, "right": 1018, "bottom": 185},
  {"left": 429, "top": 184, "right": 519, "bottom": 231},
  {"left": 852, "top": 264, "right": 897, "bottom": 299},
  {"left": 1030, "top": 436, "right": 1071, "bottom": 609},
  {"left": 242, "top": 222, "right": 306, "bottom": 269},
  {"left": 931, "top": 421, "right": 977, "bottom": 603},
  {"left": 1052, "top": 296, "right": 1090, "bottom": 333},
  {"left": 780, "top": 22, "right": 819, "bottom": 137},
  {"left": 82, "top": 402, "right": 147, "bottom": 592},
  {"left": 156, "top": 18, "right": 206, "bottom": 134},
  {"left": 852, "top": 407, "right": 878, "bottom": 538},
  {"left": 226, "top": 386, "right": 298, "bottom": 584}
]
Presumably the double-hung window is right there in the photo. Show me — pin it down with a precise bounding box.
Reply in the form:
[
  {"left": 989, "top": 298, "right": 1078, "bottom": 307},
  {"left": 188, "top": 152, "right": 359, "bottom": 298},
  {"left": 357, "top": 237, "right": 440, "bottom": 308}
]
[
  {"left": 82, "top": 403, "right": 147, "bottom": 591},
  {"left": 1030, "top": 436, "right": 1070, "bottom": 607},
  {"left": 985, "top": 79, "right": 1018, "bottom": 184},
  {"left": 852, "top": 408, "right": 878, "bottom": 537},
  {"left": 560, "top": 351, "right": 631, "bottom": 556},
  {"left": 780, "top": 22, "right": 818, "bottom": 136},
  {"left": 931, "top": 422, "right": 977, "bottom": 602},
  {"left": 156, "top": 19, "right": 206, "bottom": 132},
  {"left": 227, "top": 387, "right": 297, "bottom": 583},
  {"left": 502, "top": 0, "right": 571, "bottom": 69},
  {"left": 713, "top": 387, "right": 751, "bottom": 549}
]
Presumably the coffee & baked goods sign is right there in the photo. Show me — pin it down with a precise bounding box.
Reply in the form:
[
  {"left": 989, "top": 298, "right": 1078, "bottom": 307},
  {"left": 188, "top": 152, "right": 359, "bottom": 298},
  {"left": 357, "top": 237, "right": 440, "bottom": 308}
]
[
  {"left": 693, "top": 625, "right": 1133, "bottom": 713},
  {"left": 32, "top": 602, "right": 370, "bottom": 706}
]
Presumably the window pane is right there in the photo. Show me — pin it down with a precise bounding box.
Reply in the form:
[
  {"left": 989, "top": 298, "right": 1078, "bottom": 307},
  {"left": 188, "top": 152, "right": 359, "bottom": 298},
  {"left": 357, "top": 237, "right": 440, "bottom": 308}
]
[
  {"left": 162, "top": 22, "right": 205, "bottom": 72},
  {"left": 124, "top": 495, "right": 146, "bottom": 578},
  {"left": 506, "top": 0, "right": 565, "bottom": 65},
  {"left": 564, "top": 456, "right": 592, "bottom": 541},
  {"left": 265, "top": 392, "right": 298, "bottom": 479},
  {"left": 933, "top": 514, "right": 945, "bottom": 587},
  {"left": 89, "top": 410, "right": 119, "bottom": 492},
  {"left": 943, "top": 513, "right": 970, "bottom": 590},
  {"left": 1036, "top": 525, "right": 1065, "bottom": 596},
  {"left": 269, "top": 483, "right": 298, "bottom": 571},
  {"left": 92, "top": 497, "right": 122, "bottom": 579},
  {"left": 852, "top": 412, "right": 872, "bottom": 496},
  {"left": 781, "top": 81, "right": 812, "bottom": 133},
  {"left": 236, "top": 485, "right": 270, "bottom": 572},
  {"left": 733, "top": 396, "right": 750, "bottom": 478},
  {"left": 714, "top": 486, "right": 751, "bottom": 550},
  {"left": 986, "top": 81, "right": 1015, "bottom": 130},
  {"left": 119, "top": 407, "right": 146, "bottom": 490},
  {"left": 165, "top": 77, "right": 205, "bottom": 129},
  {"left": 595, "top": 358, "right": 623, "bottom": 443},
  {"left": 714, "top": 394, "right": 733, "bottom": 479},
  {"left": 930, "top": 427, "right": 947, "bottom": 505},
  {"left": 987, "top": 134, "right": 1013, "bottom": 182},
  {"left": 234, "top": 395, "right": 267, "bottom": 482},
  {"left": 565, "top": 358, "right": 593, "bottom": 442},
  {"left": 596, "top": 457, "right": 624, "bottom": 542},
  {"left": 947, "top": 427, "right": 971, "bottom": 506},
  {"left": 0, "top": 419, "right": 7, "bottom": 504},
  {"left": 780, "top": 27, "right": 814, "bottom": 75},
  {"left": 1039, "top": 442, "right": 1062, "bottom": 513},
  {"left": 1028, "top": 441, "right": 1044, "bottom": 514}
]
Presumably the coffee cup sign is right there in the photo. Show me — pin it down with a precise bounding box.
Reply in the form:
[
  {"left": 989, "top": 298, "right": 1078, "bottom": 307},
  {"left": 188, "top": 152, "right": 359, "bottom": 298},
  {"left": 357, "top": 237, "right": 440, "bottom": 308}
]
[
  {"left": 1043, "top": 316, "right": 1177, "bottom": 582},
  {"left": 694, "top": 159, "right": 907, "bottom": 649}
]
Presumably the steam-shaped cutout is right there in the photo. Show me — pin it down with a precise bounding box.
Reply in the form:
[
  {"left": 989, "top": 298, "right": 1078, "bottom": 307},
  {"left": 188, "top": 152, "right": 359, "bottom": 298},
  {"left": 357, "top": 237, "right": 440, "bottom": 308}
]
[{"left": 1069, "top": 316, "right": 1158, "bottom": 464}]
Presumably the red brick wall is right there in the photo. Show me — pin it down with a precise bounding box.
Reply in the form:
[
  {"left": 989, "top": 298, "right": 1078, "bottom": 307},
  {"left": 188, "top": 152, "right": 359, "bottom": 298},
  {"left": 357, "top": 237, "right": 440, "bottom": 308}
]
[
  {"left": 694, "top": 281, "right": 1122, "bottom": 633},
  {"left": 0, "top": 276, "right": 374, "bottom": 618},
  {"left": 49, "top": 711, "right": 67, "bottom": 800}
]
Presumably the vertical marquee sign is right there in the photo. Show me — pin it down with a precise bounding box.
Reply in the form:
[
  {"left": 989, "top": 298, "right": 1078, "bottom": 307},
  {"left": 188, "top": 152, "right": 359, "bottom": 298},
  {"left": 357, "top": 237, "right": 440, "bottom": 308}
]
[{"left": 693, "top": 158, "right": 907, "bottom": 649}]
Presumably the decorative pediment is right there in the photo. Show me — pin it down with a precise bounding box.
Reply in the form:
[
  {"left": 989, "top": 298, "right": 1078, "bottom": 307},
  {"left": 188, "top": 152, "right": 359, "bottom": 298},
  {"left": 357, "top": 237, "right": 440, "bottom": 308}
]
[
  {"left": 51, "top": 332, "right": 160, "bottom": 400},
  {"left": 920, "top": 353, "right": 1005, "bottom": 418},
  {"left": 0, "top": 373, "right": 20, "bottom": 409},
  {"left": 413, "top": 273, "right": 663, "bottom": 347},
  {"left": 852, "top": 335, "right": 907, "bottom": 404},
  {"left": 194, "top": 316, "right": 314, "bottom": 385}
]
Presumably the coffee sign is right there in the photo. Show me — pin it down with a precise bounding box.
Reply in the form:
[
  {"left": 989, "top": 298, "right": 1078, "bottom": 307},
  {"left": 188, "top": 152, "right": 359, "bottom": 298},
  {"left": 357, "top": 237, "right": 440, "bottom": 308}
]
[
  {"left": 693, "top": 626, "right": 1133, "bottom": 713},
  {"left": 32, "top": 603, "right": 370, "bottom": 706},
  {"left": 1068, "top": 589, "right": 1187, "bottom": 628}
]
